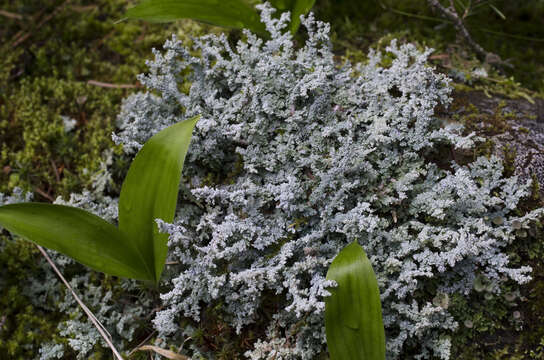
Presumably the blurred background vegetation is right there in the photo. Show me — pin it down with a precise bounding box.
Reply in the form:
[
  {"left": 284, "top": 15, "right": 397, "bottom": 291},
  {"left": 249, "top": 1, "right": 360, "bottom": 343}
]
[
  {"left": 0, "top": 0, "right": 543, "bottom": 358},
  {"left": 317, "top": 0, "right": 544, "bottom": 94}
]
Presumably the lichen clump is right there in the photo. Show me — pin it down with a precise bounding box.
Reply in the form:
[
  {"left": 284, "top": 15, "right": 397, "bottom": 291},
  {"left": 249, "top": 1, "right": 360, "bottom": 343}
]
[{"left": 111, "top": 5, "right": 543, "bottom": 359}]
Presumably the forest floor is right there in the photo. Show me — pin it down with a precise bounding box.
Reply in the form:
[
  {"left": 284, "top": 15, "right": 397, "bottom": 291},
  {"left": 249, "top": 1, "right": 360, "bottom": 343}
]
[{"left": 1, "top": 0, "right": 543, "bottom": 358}]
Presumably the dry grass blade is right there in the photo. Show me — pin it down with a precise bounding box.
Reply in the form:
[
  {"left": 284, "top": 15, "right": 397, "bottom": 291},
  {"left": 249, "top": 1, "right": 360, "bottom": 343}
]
[
  {"left": 36, "top": 245, "right": 124, "bottom": 360},
  {"left": 127, "top": 330, "right": 156, "bottom": 357},
  {"left": 87, "top": 80, "right": 140, "bottom": 89},
  {"left": 137, "top": 345, "right": 190, "bottom": 359}
]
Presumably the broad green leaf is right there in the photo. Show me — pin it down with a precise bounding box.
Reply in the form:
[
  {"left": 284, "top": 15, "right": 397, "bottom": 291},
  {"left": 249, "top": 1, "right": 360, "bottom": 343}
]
[
  {"left": 325, "top": 241, "right": 386, "bottom": 360},
  {"left": 269, "top": 0, "right": 294, "bottom": 11},
  {"left": 269, "top": 0, "right": 315, "bottom": 34},
  {"left": 0, "top": 203, "right": 150, "bottom": 280},
  {"left": 126, "top": 0, "right": 266, "bottom": 35},
  {"left": 289, "top": 0, "right": 315, "bottom": 34},
  {"left": 118, "top": 116, "right": 199, "bottom": 283}
]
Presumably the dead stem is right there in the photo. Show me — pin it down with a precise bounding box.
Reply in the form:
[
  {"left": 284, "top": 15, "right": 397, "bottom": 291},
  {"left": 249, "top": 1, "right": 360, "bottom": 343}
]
[
  {"left": 87, "top": 80, "right": 140, "bottom": 89},
  {"left": 36, "top": 245, "right": 125, "bottom": 360},
  {"left": 426, "top": 0, "right": 513, "bottom": 70}
]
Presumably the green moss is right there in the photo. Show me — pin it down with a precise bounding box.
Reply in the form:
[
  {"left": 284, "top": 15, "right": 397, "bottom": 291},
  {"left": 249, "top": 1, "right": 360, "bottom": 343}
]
[
  {"left": 0, "top": 237, "right": 64, "bottom": 359},
  {"left": 455, "top": 220, "right": 544, "bottom": 359},
  {"left": 502, "top": 144, "right": 517, "bottom": 178},
  {"left": 0, "top": 0, "right": 216, "bottom": 357},
  {"left": 0, "top": 77, "right": 117, "bottom": 198},
  {"left": 182, "top": 293, "right": 281, "bottom": 359},
  {"left": 446, "top": 94, "right": 529, "bottom": 167},
  {"left": 441, "top": 87, "right": 544, "bottom": 357},
  {"left": 531, "top": 174, "right": 541, "bottom": 202}
]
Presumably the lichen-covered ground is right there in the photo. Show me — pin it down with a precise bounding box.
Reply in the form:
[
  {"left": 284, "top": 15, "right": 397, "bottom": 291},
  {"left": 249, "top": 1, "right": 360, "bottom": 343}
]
[{"left": 0, "top": 0, "right": 543, "bottom": 359}]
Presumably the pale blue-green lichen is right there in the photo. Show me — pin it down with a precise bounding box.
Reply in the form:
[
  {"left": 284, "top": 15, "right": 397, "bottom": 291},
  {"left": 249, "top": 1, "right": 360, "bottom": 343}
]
[{"left": 111, "top": 4, "right": 544, "bottom": 359}]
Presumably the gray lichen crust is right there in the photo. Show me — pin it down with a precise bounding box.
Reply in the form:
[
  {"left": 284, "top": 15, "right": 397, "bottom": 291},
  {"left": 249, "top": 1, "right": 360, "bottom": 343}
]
[{"left": 113, "top": 4, "right": 544, "bottom": 359}]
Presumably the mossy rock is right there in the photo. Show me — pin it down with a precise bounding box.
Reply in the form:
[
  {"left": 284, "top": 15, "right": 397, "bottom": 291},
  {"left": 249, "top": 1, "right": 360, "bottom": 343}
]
[
  {"left": 435, "top": 89, "right": 544, "bottom": 359},
  {"left": 448, "top": 90, "right": 544, "bottom": 199}
]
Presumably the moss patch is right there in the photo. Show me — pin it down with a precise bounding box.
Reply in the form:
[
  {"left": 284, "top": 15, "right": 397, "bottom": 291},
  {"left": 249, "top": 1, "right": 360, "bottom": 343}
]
[{"left": 0, "top": 0, "right": 213, "bottom": 356}]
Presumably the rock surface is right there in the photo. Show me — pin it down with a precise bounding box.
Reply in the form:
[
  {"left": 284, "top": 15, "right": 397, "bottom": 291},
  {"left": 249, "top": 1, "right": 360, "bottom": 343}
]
[{"left": 450, "top": 91, "right": 544, "bottom": 197}]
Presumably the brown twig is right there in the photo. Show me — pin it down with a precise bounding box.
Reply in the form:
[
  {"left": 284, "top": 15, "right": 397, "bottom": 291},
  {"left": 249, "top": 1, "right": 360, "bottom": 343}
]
[
  {"left": 12, "top": 0, "right": 72, "bottom": 47},
  {"left": 127, "top": 330, "right": 157, "bottom": 357},
  {"left": 426, "top": 0, "right": 512, "bottom": 69},
  {"left": 136, "top": 345, "right": 189, "bottom": 360},
  {"left": 70, "top": 5, "right": 97, "bottom": 13},
  {"left": 50, "top": 159, "right": 61, "bottom": 183},
  {"left": 34, "top": 188, "right": 54, "bottom": 202},
  {"left": 10, "top": 7, "right": 45, "bottom": 45},
  {"left": 0, "top": 9, "right": 23, "bottom": 20},
  {"left": 145, "top": 306, "right": 164, "bottom": 320},
  {"left": 87, "top": 80, "right": 140, "bottom": 89},
  {"left": 164, "top": 261, "right": 180, "bottom": 265},
  {"left": 91, "top": 29, "right": 115, "bottom": 51}
]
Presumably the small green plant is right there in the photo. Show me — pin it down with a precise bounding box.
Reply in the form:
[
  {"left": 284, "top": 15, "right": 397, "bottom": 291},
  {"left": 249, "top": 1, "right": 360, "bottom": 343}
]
[
  {"left": 0, "top": 109, "right": 384, "bottom": 358},
  {"left": 325, "top": 242, "right": 386, "bottom": 360},
  {"left": 0, "top": 116, "right": 199, "bottom": 285},
  {"left": 126, "top": 0, "right": 316, "bottom": 35}
]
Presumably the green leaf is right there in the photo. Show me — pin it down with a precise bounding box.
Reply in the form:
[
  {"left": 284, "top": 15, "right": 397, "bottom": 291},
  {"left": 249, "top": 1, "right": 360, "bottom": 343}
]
[
  {"left": 269, "top": 0, "right": 292, "bottom": 11},
  {"left": 0, "top": 118, "right": 199, "bottom": 283},
  {"left": 289, "top": 0, "right": 315, "bottom": 34},
  {"left": 126, "top": 0, "right": 266, "bottom": 35},
  {"left": 0, "top": 203, "right": 150, "bottom": 280},
  {"left": 325, "top": 241, "right": 386, "bottom": 360},
  {"left": 118, "top": 115, "right": 199, "bottom": 283},
  {"left": 269, "top": 0, "right": 315, "bottom": 34}
]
